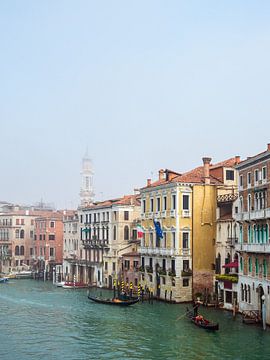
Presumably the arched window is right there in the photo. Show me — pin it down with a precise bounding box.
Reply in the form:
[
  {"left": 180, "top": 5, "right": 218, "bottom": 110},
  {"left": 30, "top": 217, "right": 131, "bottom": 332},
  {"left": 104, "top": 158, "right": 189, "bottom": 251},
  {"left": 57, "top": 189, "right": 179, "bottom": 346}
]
[
  {"left": 15, "top": 246, "right": 20, "bottom": 255},
  {"left": 15, "top": 229, "right": 19, "bottom": 239},
  {"left": 266, "top": 224, "right": 269, "bottom": 243},
  {"left": 248, "top": 257, "right": 252, "bottom": 273},
  {"left": 255, "top": 258, "right": 259, "bottom": 276},
  {"left": 241, "top": 283, "right": 244, "bottom": 301},
  {"left": 244, "top": 284, "right": 247, "bottom": 302},
  {"left": 216, "top": 253, "right": 221, "bottom": 274},
  {"left": 248, "top": 285, "right": 251, "bottom": 303},
  {"left": 124, "top": 226, "right": 129, "bottom": 240},
  {"left": 263, "top": 259, "right": 267, "bottom": 278},
  {"left": 20, "top": 229, "right": 24, "bottom": 239},
  {"left": 20, "top": 246, "right": 24, "bottom": 256},
  {"left": 239, "top": 225, "right": 243, "bottom": 244},
  {"left": 113, "top": 226, "right": 116, "bottom": 241},
  {"left": 240, "top": 257, "right": 243, "bottom": 272}
]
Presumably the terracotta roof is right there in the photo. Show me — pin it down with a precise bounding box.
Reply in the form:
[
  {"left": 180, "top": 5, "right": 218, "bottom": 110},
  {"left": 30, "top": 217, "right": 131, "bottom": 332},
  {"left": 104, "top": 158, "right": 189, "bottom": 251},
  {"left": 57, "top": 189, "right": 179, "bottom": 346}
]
[
  {"left": 83, "top": 194, "right": 140, "bottom": 210},
  {"left": 141, "top": 157, "right": 237, "bottom": 190},
  {"left": 210, "top": 157, "right": 238, "bottom": 170},
  {"left": 122, "top": 251, "right": 140, "bottom": 257}
]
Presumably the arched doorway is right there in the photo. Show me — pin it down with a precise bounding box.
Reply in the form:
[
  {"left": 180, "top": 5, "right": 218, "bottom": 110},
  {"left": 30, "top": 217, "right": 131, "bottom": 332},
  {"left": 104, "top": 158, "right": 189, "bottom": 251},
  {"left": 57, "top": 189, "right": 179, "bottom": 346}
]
[
  {"left": 108, "top": 275, "right": 113, "bottom": 289},
  {"left": 257, "top": 285, "right": 264, "bottom": 315}
]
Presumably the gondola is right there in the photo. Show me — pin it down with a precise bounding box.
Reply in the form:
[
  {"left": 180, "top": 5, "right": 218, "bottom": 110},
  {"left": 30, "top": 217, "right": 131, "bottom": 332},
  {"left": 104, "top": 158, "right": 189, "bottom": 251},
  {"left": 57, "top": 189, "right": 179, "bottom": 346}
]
[
  {"left": 186, "top": 308, "right": 219, "bottom": 331},
  {"left": 88, "top": 295, "right": 139, "bottom": 306}
]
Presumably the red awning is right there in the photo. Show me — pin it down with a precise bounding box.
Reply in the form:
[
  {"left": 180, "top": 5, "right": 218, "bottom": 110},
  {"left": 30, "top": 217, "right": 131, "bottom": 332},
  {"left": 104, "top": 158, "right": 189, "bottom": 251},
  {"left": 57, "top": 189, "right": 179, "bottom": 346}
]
[{"left": 222, "top": 261, "right": 238, "bottom": 268}]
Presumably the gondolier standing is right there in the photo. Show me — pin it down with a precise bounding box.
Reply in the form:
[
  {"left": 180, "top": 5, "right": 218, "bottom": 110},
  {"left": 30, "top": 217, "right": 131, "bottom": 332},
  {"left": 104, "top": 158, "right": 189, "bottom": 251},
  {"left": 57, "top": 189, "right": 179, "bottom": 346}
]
[{"left": 193, "top": 298, "right": 202, "bottom": 317}]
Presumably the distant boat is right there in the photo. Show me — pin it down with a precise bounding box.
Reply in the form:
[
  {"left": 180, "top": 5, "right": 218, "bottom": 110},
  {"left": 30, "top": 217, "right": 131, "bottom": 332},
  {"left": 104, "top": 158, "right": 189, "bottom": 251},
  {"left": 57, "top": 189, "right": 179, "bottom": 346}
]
[
  {"left": 186, "top": 308, "right": 219, "bottom": 331},
  {"left": 62, "top": 281, "right": 88, "bottom": 289},
  {"left": 15, "top": 271, "right": 33, "bottom": 279},
  {"left": 88, "top": 295, "right": 140, "bottom": 306},
  {"left": 54, "top": 281, "right": 65, "bottom": 287},
  {"left": 0, "top": 277, "right": 9, "bottom": 283}
]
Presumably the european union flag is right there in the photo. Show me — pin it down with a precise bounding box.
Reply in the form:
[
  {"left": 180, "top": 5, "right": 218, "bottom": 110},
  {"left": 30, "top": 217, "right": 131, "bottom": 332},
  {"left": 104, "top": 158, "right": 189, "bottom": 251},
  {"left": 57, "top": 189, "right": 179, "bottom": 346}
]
[{"left": 153, "top": 219, "right": 163, "bottom": 239}]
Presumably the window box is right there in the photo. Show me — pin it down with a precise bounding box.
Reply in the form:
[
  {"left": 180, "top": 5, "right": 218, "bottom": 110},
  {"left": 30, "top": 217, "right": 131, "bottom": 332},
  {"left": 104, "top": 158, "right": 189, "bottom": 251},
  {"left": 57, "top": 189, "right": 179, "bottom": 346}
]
[{"left": 181, "top": 269, "right": 192, "bottom": 277}]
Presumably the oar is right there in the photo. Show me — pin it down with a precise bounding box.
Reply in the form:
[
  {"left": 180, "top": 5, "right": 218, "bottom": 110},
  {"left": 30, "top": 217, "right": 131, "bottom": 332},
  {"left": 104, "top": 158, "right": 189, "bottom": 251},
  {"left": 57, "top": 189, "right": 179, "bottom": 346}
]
[{"left": 175, "top": 312, "right": 187, "bottom": 321}]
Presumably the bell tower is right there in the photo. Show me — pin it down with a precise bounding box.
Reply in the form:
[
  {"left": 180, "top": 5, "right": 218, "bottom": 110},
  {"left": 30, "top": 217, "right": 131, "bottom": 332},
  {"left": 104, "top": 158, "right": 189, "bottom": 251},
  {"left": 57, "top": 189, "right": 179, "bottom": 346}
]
[{"left": 80, "top": 150, "right": 94, "bottom": 206}]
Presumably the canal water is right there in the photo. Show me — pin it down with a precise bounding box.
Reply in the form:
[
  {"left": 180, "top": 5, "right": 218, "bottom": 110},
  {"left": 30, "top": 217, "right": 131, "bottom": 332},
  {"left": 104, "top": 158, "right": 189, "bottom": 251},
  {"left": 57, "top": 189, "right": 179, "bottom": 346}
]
[{"left": 0, "top": 280, "right": 269, "bottom": 360}]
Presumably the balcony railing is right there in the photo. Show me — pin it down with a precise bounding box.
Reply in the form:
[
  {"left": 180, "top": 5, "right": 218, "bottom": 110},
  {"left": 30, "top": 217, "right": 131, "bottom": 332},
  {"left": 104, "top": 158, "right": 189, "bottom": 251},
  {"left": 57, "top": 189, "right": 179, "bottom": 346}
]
[
  {"left": 235, "top": 243, "right": 270, "bottom": 253},
  {"left": 227, "top": 237, "right": 238, "bottom": 246},
  {"left": 217, "top": 193, "right": 238, "bottom": 203},
  {"left": 146, "top": 266, "right": 153, "bottom": 273},
  {"left": 181, "top": 269, "right": 192, "bottom": 277},
  {"left": 216, "top": 274, "right": 238, "bottom": 283},
  {"left": 234, "top": 208, "right": 270, "bottom": 222}
]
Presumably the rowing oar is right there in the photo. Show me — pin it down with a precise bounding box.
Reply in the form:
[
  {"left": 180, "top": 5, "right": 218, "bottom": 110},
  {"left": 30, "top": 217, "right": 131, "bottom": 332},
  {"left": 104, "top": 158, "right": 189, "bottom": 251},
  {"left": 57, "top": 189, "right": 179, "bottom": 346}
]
[{"left": 175, "top": 313, "right": 187, "bottom": 321}]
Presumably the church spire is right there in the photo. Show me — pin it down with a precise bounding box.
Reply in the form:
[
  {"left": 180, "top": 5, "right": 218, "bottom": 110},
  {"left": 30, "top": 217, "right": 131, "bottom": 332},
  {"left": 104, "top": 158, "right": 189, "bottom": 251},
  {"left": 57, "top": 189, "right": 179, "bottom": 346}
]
[{"left": 79, "top": 151, "right": 94, "bottom": 206}]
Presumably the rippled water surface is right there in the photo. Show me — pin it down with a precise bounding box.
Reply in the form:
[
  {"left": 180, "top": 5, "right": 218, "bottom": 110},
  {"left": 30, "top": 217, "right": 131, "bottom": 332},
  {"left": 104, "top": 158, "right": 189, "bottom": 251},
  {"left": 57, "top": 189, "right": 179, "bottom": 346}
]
[{"left": 0, "top": 280, "right": 270, "bottom": 360}]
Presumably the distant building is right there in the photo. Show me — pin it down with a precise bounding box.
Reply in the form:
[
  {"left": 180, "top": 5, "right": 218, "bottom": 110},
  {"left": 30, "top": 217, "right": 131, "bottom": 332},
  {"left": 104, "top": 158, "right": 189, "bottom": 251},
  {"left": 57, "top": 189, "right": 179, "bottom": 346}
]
[
  {"left": 77, "top": 195, "right": 140, "bottom": 287},
  {"left": 79, "top": 151, "right": 94, "bottom": 206},
  {"left": 63, "top": 212, "right": 80, "bottom": 281}
]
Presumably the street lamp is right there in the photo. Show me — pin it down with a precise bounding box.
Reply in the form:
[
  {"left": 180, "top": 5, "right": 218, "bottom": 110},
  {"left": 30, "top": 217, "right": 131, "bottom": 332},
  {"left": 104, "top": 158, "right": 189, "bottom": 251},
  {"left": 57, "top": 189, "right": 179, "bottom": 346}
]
[{"left": 261, "top": 294, "right": 266, "bottom": 330}]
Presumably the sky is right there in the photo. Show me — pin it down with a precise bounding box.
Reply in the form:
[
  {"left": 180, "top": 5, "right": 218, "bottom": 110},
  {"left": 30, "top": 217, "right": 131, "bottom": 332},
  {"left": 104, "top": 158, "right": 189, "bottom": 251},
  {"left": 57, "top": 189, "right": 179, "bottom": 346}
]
[{"left": 1, "top": 1, "right": 270, "bottom": 209}]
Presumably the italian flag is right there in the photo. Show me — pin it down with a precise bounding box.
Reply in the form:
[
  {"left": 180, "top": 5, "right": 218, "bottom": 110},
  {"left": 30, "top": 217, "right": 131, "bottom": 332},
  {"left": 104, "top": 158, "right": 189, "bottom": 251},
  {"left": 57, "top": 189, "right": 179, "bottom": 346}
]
[{"left": 137, "top": 225, "right": 144, "bottom": 238}]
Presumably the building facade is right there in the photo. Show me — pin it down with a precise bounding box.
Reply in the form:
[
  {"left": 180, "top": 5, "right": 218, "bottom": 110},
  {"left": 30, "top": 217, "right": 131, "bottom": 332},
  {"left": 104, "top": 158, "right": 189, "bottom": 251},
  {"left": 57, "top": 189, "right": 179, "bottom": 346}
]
[
  {"left": 78, "top": 195, "right": 140, "bottom": 287},
  {"left": 235, "top": 144, "right": 270, "bottom": 324}
]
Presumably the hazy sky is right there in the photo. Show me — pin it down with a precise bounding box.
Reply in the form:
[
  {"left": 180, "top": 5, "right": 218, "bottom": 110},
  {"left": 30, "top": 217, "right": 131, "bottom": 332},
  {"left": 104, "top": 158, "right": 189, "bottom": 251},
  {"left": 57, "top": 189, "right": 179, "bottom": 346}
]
[{"left": 1, "top": 1, "right": 270, "bottom": 209}]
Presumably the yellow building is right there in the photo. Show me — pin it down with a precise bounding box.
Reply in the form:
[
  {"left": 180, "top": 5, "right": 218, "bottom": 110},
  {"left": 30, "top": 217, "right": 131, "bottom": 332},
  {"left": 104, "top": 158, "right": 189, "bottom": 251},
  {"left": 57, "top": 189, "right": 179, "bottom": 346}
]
[{"left": 139, "top": 157, "right": 239, "bottom": 302}]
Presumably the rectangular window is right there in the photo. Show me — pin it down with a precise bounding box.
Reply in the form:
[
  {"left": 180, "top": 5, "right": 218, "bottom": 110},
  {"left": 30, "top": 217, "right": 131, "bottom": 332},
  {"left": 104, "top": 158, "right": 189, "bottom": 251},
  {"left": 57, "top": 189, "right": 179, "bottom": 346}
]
[
  {"left": 49, "top": 248, "right": 55, "bottom": 257},
  {"left": 150, "top": 198, "right": 154, "bottom": 212},
  {"left": 239, "top": 175, "right": 243, "bottom": 187},
  {"left": 172, "top": 194, "right": 176, "bottom": 210},
  {"left": 255, "top": 170, "right": 259, "bottom": 182},
  {"left": 183, "top": 260, "right": 189, "bottom": 270},
  {"left": 142, "top": 257, "right": 145, "bottom": 268},
  {"left": 172, "top": 232, "right": 176, "bottom": 248},
  {"left": 183, "top": 232, "right": 189, "bottom": 248},
  {"left": 112, "top": 262, "right": 116, "bottom": 271},
  {"left": 39, "top": 234, "right": 42, "bottom": 241},
  {"left": 183, "top": 278, "right": 189, "bottom": 287},
  {"left": 157, "top": 198, "right": 161, "bottom": 211},
  {"left": 124, "top": 260, "right": 130, "bottom": 270},
  {"left": 30, "top": 230, "right": 34, "bottom": 238},
  {"left": 142, "top": 200, "right": 146, "bottom": 213},
  {"left": 124, "top": 211, "right": 129, "bottom": 221},
  {"left": 30, "top": 248, "right": 33, "bottom": 255},
  {"left": 105, "top": 262, "right": 108, "bottom": 271},
  {"left": 226, "top": 170, "right": 234, "bottom": 181},
  {"left": 80, "top": 215, "right": 83, "bottom": 223},
  {"left": 171, "top": 259, "right": 175, "bottom": 272},
  {"left": 183, "top": 195, "right": 189, "bottom": 210},
  {"left": 163, "top": 196, "right": 167, "bottom": 210},
  {"left": 50, "top": 221, "right": 55, "bottom": 228},
  {"left": 162, "top": 259, "right": 166, "bottom": 270},
  {"left": 21, "top": 219, "right": 24, "bottom": 225},
  {"left": 262, "top": 167, "right": 267, "bottom": 180},
  {"left": 149, "top": 257, "right": 153, "bottom": 268},
  {"left": 49, "top": 234, "right": 55, "bottom": 241},
  {"left": 16, "top": 219, "right": 19, "bottom": 225},
  {"left": 247, "top": 172, "right": 251, "bottom": 185}
]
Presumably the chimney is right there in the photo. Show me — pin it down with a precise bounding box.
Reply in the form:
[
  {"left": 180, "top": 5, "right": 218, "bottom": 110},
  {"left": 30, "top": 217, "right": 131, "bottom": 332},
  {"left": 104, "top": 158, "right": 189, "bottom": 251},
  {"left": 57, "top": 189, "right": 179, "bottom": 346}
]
[
  {"left": 159, "top": 169, "right": 164, "bottom": 181},
  {"left": 202, "top": 157, "right": 212, "bottom": 185},
  {"left": 235, "top": 156, "right": 241, "bottom": 164},
  {"left": 147, "top": 178, "right": 151, "bottom": 186},
  {"left": 267, "top": 143, "right": 270, "bottom": 151}
]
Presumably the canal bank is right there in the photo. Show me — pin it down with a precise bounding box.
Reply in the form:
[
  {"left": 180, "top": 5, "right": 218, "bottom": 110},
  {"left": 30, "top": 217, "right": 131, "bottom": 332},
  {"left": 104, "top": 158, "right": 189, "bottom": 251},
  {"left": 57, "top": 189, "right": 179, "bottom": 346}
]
[{"left": 0, "top": 279, "right": 270, "bottom": 360}]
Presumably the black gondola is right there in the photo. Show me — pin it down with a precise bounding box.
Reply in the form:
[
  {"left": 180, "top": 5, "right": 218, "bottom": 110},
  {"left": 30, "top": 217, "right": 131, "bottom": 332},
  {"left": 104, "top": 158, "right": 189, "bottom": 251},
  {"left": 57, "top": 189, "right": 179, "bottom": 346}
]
[
  {"left": 88, "top": 295, "right": 140, "bottom": 306},
  {"left": 186, "top": 308, "right": 219, "bottom": 331}
]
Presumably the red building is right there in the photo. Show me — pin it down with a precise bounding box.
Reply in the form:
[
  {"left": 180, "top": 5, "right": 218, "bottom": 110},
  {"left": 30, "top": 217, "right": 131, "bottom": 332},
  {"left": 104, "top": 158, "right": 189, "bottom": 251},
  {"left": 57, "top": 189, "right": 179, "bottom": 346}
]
[{"left": 34, "top": 211, "right": 74, "bottom": 279}]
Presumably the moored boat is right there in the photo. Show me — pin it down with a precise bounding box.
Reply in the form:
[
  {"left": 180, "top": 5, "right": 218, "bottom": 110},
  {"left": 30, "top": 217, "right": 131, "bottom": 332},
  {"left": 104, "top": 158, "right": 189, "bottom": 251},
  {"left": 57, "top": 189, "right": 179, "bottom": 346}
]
[
  {"left": 54, "top": 281, "right": 65, "bottom": 287},
  {"left": 62, "top": 281, "right": 88, "bottom": 289},
  {"left": 186, "top": 308, "right": 219, "bottom": 331},
  {"left": 88, "top": 295, "right": 139, "bottom": 306},
  {"left": 0, "top": 277, "right": 9, "bottom": 283}
]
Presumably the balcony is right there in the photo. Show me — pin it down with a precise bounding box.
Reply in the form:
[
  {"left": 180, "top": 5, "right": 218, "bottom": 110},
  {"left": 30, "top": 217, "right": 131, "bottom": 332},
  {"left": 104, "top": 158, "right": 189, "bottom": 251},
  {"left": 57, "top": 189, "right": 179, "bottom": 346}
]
[
  {"left": 215, "top": 274, "right": 238, "bottom": 283},
  {"left": 157, "top": 268, "right": 167, "bottom": 276},
  {"left": 168, "top": 269, "right": 176, "bottom": 277},
  {"left": 181, "top": 269, "right": 192, "bottom": 277},
  {"left": 170, "top": 210, "right": 176, "bottom": 217},
  {"left": 235, "top": 208, "right": 270, "bottom": 222},
  {"left": 217, "top": 193, "right": 238, "bottom": 203},
  {"left": 182, "top": 210, "right": 191, "bottom": 218},
  {"left": 146, "top": 266, "right": 153, "bottom": 273},
  {"left": 235, "top": 243, "right": 270, "bottom": 253},
  {"left": 227, "top": 237, "right": 238, "bottom": 246},
  {"left": 49, "top": 256, "right": 55, "bottom": 261},
  {"left": 180, "top": 248, "right": 191, "bottom": 256},
  {"left": 161, "top": 211, "right": 167, "bottom": 218}
]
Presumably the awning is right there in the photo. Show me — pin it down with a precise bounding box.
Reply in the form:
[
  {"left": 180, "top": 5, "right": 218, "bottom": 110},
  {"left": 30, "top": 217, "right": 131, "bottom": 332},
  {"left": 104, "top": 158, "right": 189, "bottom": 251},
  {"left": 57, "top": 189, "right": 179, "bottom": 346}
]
[{"left": 222, "top": 261, "right": 238, "bottom": 268}]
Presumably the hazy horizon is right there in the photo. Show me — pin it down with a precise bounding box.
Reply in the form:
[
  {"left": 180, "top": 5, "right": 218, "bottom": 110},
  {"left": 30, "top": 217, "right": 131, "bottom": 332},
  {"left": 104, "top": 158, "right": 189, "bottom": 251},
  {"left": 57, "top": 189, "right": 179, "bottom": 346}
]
[{"left": 1, "top": 1, "right": 270, "bottom": 209}]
